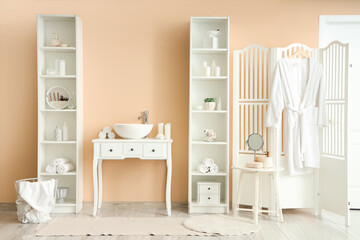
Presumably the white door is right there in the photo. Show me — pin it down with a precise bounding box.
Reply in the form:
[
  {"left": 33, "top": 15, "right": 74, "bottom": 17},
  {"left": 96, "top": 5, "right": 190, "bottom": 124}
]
[{"left": 319, "top": 16, "right": 360, "bottom": 210}]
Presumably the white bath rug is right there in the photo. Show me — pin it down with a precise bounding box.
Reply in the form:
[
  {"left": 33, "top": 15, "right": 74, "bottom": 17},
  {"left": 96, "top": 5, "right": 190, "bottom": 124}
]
[
  {"left": 35, "top": 217, "right": 208, "bottom": 237},
  {"left": 183, "top": 215, "right": 261, "bottom": 236}
]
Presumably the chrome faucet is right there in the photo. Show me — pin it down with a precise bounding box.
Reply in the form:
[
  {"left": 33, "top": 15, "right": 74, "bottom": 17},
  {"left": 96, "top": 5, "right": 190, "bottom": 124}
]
[{"left": 138, "top": 110, "right": 149, "bottom": 124}]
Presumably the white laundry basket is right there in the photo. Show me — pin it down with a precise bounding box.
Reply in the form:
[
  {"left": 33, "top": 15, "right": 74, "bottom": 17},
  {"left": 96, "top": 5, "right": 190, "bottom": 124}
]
[{"left": 15, "top": 178, "right": 57, "bottom": 224}]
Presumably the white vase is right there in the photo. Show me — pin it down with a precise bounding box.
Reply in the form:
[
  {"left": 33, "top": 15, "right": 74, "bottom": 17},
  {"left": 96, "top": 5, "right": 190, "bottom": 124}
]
[
  {"left": 217, "top": 97, "right": 222, "bottom": 111},
  {"left": 204, "top": 102, "right": 216, "bottom": 111}
]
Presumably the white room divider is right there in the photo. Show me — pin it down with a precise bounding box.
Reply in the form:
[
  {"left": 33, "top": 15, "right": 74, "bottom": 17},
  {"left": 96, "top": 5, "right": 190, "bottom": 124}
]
[
  {"left": 233, "top": 41, "right": 350, "bottom": 225},
  {"left": 319, "top": 41, "right": 350, "bottom": 226}
]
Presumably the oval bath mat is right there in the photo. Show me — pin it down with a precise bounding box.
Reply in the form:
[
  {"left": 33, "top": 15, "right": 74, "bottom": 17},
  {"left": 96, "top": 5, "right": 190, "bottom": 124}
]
[{"left": 183, "top": 215, "right": 261, "bottom": 236}]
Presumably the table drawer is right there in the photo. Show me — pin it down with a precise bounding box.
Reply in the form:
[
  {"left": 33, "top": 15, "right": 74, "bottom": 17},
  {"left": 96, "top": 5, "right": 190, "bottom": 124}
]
[
  {"left": 101, "top": 143, "right": 123, "bottom": 157},
  {"left": 143, "top": 143, "right": 166, "bottom": 158},
  {"left": 123, "top": 143, "right": 142, "bottom": 156},
  {"left": 198, "top": 194, "right": 220, "bottom": 205},
  {"left": 198, "top": 183, "right": 220, "bottom": 195}
]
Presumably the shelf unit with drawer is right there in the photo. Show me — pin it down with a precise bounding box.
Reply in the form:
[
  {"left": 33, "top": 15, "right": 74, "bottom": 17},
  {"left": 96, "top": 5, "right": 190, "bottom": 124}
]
[
  {"left": 37, "top": 15, "right": 83, "bottom": 213},
  {"left": 188, "top": 17, "right": 230, "bottom": 214}
]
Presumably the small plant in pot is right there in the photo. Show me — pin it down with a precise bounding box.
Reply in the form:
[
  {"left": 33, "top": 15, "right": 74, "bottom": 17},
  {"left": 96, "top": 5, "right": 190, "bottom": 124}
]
[{"left": 204, "top": 98, "right": 216, "bottom": 111}]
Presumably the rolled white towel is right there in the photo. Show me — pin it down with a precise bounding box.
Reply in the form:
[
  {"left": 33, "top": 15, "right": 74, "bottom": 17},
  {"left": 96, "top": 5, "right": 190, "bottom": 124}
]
[
  {"left": 56, "top": 163, "right": 75, "bottom": 174},
  {"left": 45, "top": 165, "right": 56, "bottom": 174},
  {"left": 201, "top": 157, "right": 215, "bottom": 167},
  {"left": 51, "top": 158, "right": 69, "bottom": 167},
  {"left": 107, "top": 132, "right": 115, "bottom": 139},
  {"left": 197, "top": 164, "right": 209, "bottom": 174},
  {"left": 99, "top": 131, "right": 106, "bottom": 139},
  {"left": 209, "top": 164, "right": 219, "bottom": 174},
  {"left": 103, "top": 126, "right": 112, "bottom": 134}
]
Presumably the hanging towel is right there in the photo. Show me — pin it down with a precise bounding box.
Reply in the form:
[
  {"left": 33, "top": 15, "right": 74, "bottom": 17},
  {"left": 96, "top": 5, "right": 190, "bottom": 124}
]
[
  {"left": 201, "top": 157, "right": 215, "bottom": 167},
  {"left": 197, "top": 164, "right": 209, "bottom": 174},
  {"left": 51, "top": 158, "right": 69, "bottom": 167},
  {"left": 209, "top": 164, "right": 219, "bottom": 174},
  {"left": 56, "top": 163, "right": 75, "bottom": 174},
  {"left": 45, "top": 165, "right": 56, "bottom": 174}
]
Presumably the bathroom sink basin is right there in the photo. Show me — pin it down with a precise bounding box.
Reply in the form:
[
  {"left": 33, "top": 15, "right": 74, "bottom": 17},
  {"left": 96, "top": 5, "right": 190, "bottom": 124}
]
[{"left": 113, "top": 124, "right": 153, "bottom": 139}]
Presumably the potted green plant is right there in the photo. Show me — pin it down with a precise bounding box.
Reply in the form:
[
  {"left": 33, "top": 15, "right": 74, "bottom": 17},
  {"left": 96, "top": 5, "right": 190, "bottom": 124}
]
[{"left": 204, "top": 98, "right": 216, "bottom": 111}]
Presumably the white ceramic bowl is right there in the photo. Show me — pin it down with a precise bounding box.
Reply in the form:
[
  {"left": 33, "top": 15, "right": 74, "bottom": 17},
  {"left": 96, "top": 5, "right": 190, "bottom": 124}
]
[{"left": 113, "top": 124, "right": 153, "bottom": 139}]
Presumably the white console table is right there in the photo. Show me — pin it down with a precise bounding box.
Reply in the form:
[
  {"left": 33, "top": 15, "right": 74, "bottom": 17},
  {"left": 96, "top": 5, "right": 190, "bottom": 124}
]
[{"left": 92, "top": 138, "right": 173, "bottom": 216}]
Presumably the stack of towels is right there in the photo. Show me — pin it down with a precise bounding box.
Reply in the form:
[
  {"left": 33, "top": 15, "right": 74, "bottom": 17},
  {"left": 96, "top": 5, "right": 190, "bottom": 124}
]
[
  {"left": 99, "top": 126, "right": 115, "bottom": 139},
  {"left": 45, "top": 158, "right": 75, "bottom": 174},
  {"left": 197, "top": 157, "right": 219, "bottom": 174}
]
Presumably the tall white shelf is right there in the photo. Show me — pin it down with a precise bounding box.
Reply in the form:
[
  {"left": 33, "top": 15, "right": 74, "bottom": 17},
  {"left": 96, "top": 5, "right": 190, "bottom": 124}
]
[
  {"left": 188, "top": 17, "right": 230, "bottom": 213},
  {"left": 37, "top": 15, "right": 83, "bottom": 213}
]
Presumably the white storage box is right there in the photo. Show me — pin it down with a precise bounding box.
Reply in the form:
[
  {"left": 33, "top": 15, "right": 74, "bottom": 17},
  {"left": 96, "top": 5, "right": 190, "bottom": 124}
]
[{"left": 197, "top": 182, "right": 221, "bottom": 205}]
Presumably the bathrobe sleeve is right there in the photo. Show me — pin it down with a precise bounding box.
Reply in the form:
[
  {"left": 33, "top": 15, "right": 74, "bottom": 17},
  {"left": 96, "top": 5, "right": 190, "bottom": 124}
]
[
  {"left": 265, "top": 62, "right": 284, "bottom": 128},
  {"left": 317, "top": 68, "right": 328, "bottom": 127}
]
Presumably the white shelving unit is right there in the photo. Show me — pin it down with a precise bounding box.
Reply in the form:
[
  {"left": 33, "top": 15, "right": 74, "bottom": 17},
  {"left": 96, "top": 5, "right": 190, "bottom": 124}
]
[
  {"left": 188, "top": 17, "right": 230, "bottom": 213},
  {"left": 37, "top": 15, "right": 83, "bottom": 213}
]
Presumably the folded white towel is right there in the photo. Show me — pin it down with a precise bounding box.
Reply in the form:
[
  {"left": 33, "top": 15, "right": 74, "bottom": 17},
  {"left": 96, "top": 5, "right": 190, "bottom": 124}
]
[
  {"left": 202, "top": 157, "right": 215, "bottom": 167},
  {"left": 45, "top": 165, "right": 56, "bottom": 174},
  {"left": 99, "top": 131, "right": 106, "bottom": 139},
  {"left": 103, "top": 126, "right": 112, "bottom": 134},
  {"left": 51, "top": 158, "right": 69, "bottom": 167},
  {"left": 108, "top": 132, "right": 115, "bottom": 139},
  {"left": 197, "top": 164, "right": 209, "bottom": 174},
  {"left": 56, "top": 163, "right": 75, "bottom": 174},
  {"left": 209, "top": 164, "right": 219, "bottom": 174}
]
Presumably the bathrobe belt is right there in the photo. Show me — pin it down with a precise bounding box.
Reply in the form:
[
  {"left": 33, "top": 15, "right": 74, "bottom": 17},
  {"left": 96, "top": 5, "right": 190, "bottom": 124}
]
[{"left": 285, "top": 104, "right": 316, "bottom": 164}]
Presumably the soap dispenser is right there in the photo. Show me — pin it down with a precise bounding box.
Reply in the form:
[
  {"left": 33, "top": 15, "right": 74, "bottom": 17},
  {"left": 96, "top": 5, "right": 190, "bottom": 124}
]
[{"left": 51, "top": 32, "right": 62, "bottom": 47}]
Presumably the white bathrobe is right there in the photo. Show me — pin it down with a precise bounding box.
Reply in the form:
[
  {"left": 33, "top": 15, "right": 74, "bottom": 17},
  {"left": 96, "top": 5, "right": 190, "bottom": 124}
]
[{"left": 266, "top": 57, "right": 328, "bottom": 175}]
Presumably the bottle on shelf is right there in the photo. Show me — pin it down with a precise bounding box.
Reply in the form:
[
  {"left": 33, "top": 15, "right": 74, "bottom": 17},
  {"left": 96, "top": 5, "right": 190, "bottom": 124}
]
[
  {"left": 59, "top": 60, "right": 66, "bottom": 76},
  {"left": 215, "top": 66, "right": 221, "bottom": 77},
  {"left": 202, "top": 61, "right": 208, "bottom": 76},
  {"left": 217, "top": 97, "right": 222, "bottom": 111},
  {"left": 211, "top": 60, "right": 216, "bottom": 76},
  {"left": 62, "top": 122, "right": 68, "bottom": 141},
  {"left": 55, "top": 126, "right": 63, "bottom": 141}
]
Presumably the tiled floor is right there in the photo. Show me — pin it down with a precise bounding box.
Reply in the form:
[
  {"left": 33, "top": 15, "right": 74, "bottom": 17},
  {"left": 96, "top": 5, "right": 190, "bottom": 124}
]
[{"left": 0, "top": 202, "right": 358, "bottom": 240}]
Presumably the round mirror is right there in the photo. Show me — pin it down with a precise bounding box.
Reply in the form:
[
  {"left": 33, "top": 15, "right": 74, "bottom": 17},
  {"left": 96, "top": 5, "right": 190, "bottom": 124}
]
[{"left": 246, "top": 133, "right": 264, "bottom": 151}]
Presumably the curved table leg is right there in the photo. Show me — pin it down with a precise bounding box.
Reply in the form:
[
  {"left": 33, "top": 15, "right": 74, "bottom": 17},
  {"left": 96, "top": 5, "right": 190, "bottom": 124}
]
[
  {"left": 98, "top": 159, "right": 103, "bottom": 209},
  {"left": 93, "top": 156, "right": 98, "bottom": 217},
  {"left": 166, "top": 143, "right": 172, "bottom": 216}
]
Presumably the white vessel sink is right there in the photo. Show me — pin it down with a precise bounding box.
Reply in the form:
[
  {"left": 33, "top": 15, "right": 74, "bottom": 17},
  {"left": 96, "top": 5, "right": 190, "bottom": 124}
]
[{"left": 113, "top": 124, "right": 153, "bottom": 139}]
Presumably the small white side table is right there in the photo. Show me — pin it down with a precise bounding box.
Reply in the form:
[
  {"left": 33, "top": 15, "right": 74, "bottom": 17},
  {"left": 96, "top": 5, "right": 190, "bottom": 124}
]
[
  {"left": 92, "top": 138, "right": 173, "bottom": 217},
  {"left": 232, "top": 166, "right": 284, "bottom": 224}
]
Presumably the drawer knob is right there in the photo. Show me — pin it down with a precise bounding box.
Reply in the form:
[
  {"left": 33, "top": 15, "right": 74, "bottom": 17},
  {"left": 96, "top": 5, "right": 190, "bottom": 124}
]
[
  {"left": 152, "top": 149, "right": 155, "bottom": 152},
  {"left": 208, "top": 187, "right": 210, "bottom": 190},
  {"left": 131, "top": 148, "right": 134, "bottom": 151},
  {"left": 208, "top": 197, "right": 211, "bottom": 200},
  {"left": 109, "top": 149, "right": 113, "bottom": 152}
]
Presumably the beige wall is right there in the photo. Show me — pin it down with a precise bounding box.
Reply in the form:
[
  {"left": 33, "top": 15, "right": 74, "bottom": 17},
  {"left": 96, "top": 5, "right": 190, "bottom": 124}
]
[{"left": 1, "top": 0, "right": 359, "bottom": 203}]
